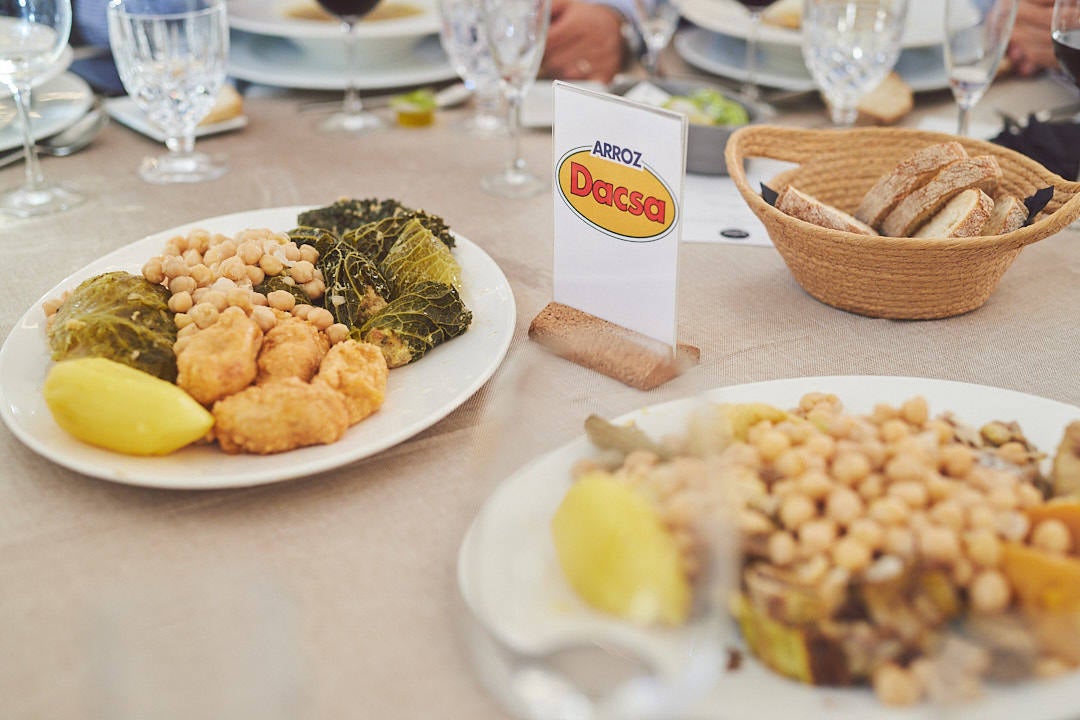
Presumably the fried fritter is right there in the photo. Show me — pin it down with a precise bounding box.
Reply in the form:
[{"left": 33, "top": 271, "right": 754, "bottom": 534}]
[
  {"left": 313, "top": 340, "right": 388, "bottom": 425},
  {"left": 211, "top": 377, "right": 349, "bottom": 454},
  {"left": 256, "top": 317, "right": 330, "bottom": 385},
  {"left": 177, "top": 307, "right": 262, "bottom": 407}
]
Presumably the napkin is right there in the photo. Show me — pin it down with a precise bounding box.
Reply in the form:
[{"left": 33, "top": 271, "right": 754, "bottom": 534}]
[{"left": 991, "top": 116, "right": 1080, "bottom": 181}]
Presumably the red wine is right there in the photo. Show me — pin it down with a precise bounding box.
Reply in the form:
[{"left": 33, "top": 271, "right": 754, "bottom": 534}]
[
  {"left": 316, "top": 0, "right": 381, "bottom": 20},
  {"left": 1053, "top": 28, "right": 1080, "bottom": 88}
]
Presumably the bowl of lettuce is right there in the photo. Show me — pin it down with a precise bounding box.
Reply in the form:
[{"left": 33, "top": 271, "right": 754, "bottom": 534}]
[{"left": 614, "top": 78, "right": 771, "bottom": 176}]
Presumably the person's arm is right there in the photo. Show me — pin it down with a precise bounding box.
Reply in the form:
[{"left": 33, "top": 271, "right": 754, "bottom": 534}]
[
  {"left": 541, "top": 0, "right": 636, "bottom": 82},
  {"left": 1007, "top": 0, "right": 1055, "bottom": 76}
]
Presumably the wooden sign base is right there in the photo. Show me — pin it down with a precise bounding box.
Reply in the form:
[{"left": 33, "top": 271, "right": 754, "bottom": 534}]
[{"left": 528, "top": 302, "right": 700, "bottom": 391}]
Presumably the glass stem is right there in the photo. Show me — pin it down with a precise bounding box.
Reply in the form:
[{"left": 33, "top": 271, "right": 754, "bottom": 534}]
[
  {"left": 507, "top": 91, "right": 523, "bottom": 176},
  {"left": 14, "top": 83, "right": 46, "bottom": 192},
  {"left": 166, "top": 131, "right": 196, "bottom": 156},
  {"left": 957, "top": 105, "right": 970, "bottom": 137},
  {"left": 645, "top": 44, "right": 660, "bottom": 78},
  {"left": 742, "top": 10, "right": 762, "bottom": 101},
  {"left": 342, "top": 20, "right": 362, "bottom": 117}
]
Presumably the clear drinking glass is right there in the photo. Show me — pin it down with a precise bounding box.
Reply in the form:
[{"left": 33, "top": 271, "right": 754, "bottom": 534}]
[
  {"left": 631, "top": 0, "right": 680, "bottom": 79},
  {"left": 437, "top": 0, "right": 507, "bottom": 136},
  {"left": 107, "top": 0, "right": 229, "bottom": 184},
  {"left": 1054, "top": 0, "right": 1080, "bottom": 89},
  {"left": 802, "top": 0, "right": 908, "bottom": 126},
  {"left": 0, "top": 0, "right": 83, "bottom": 217},
  {"left": 944, "top": 0, "right": 1019, "bottom": 137},
  {"left": 480, "top": 0, "right": 551, "bottom": 199},
  {"left": 736, "top": 0, "right": 773, "bottom": 101},
  {"left": 313, "top": 0, "right": 383, "bottom": 133}
]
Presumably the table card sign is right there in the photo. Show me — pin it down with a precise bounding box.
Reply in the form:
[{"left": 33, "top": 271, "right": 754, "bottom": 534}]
[{"left": 528, "top": 81, "right": 699, "bottom": 390}]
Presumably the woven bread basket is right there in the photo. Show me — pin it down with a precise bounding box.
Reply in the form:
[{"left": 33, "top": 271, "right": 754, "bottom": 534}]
[{"left": 724, "top": 125, "right": 1080, "bottom": 319}]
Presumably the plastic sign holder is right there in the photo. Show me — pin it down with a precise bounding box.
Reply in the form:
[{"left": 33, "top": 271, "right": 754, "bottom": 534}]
[{"left": 529, "top": 81, "right": 699, "bottom": 391}]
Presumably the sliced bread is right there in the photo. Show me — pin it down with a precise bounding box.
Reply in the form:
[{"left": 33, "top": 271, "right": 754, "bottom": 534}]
[
  {"left": 914, "top": 188, "right": 994, "bottom": 238},
  {"left": 199, "top": 83, "right": 244, "bottom": 126},
  {"left": 762, "top": 0, "right": 802, "bottom": 29},
  {"left": 879, "top": 156, "right": 1003, "bottom": 238},
  {"left": 856, "top": 141, "right": 968, "bottom": 228},
  {"left": 776, "top": 185, "right": 878, "bottom": 235},
  {"left": 856, "top": 73, "right": 914, "bottom": 126},
  {"left": 981, "top": 195, "right": 1028, "bottom": 235}
]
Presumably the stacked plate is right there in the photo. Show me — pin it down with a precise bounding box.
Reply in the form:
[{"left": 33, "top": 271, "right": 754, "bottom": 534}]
[
  {"left": 674, "top": 0, "right": 950, "bottom": 93},
  {"left": 0, "top": 47, "right": 95, "bottom": 154},
  {"left": 227, "top": 0, "right": 457, "bottom": 91}
]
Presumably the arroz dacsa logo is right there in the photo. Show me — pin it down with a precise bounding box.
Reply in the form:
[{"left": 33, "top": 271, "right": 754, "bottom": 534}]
[{"left": 556, "top": 141, "right": 678, "bottom": 242}]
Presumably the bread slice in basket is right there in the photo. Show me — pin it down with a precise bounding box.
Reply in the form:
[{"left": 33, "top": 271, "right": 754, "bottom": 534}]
[
  {"left": 880, "top": 156, "right": 1003, "bottom": 237},
  {"left": 914, "top": 188, "right": 993, "bottom": 238},
  {"left": 776, "top": 185, "right": 878, "bottom": 235},
  {"left": 981, "top": 195, "right": 1028, "bottom": 235},
  {"left": 855, "top": 141, "right": 968, "bottom": 227}
]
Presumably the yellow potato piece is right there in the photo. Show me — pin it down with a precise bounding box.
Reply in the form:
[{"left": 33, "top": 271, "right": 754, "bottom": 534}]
[
  {"left": 43, "top": 357, "right": 213, "bottom": 456},
  {"left": 551, "top": 471, "right": 691, "bottom": 625}
]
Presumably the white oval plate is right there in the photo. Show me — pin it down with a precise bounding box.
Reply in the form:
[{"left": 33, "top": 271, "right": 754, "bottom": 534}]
[
  {"left": 227, "top": 0, "right": 438, "bottom": 40},
  {"left": 674, "top": 27, "right": 948, "bottom": 93},
  {"left": 459, "top": 375, "right": 1080, "bottom": 720},
  {"left": 228, "top": 31, "right": 456, "bottom": 91},
  {"left": 0, "top": 206, "right": 515, "bottom": 490},
  {"left": 0, "top": 71, "right": 93, "bottom": 153},
  {"left": 678, "top": 0, "right": 944, "bottom": 49}
]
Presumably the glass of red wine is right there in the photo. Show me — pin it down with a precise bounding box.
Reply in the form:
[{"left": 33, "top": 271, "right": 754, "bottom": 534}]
[
  {"left": 737, "top": 0, "right": 772, "bottom": 102},
  {"left": 1053, "top": 0, "right": 1080, "bottom": 89},
  {"left": 316, "top": 0, "right": 383, "bottom": 132}
]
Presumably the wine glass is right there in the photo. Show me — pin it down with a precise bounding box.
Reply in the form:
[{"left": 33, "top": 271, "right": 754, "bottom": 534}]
[
  {"left": 107, "top": 0, "right": 229, "bottom": 184},
  {"left": 437, "top": 0, "right": 507, "bottom": 136},
  {"left": 631, "top": 0, "right": 681, "bottom": 79},
  {"left": 802, "top": 0, "right": 908, "bottom": 126},
  {"left": 944, "top": 0, "right": 1019, "bottom": 137},
  {"left": 0, "top": 0, "right": 84, "bottom": 217},
  {"left": 736, "top": 0, "right": 773, "bottom": 102},
  {"left": 480, "top": 0, "right": 551, "bottom": 199},
  {"left": 311, "top": 0, "right": 383, "bottom": 133},
  {"left": 1053, "top": 0, "right": 1080, "bottom": 91}
]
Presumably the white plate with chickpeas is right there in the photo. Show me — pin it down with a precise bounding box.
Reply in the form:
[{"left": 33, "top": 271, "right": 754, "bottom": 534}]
[
  {"left": 0, "top": 206, "right": 515, "bottom": 489},
  {"left": 458, "top": 376, "right": 1080, "bottom": 719}
]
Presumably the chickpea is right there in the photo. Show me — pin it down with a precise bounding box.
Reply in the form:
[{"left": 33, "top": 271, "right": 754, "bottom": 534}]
[
  {"left": 246, "top": 265, "right": 266, "bottom": 286},
  {"left": 969, "top": 570, "right": 1011, "bottom": 613},
  {"left": 925, "top": 473, "right": 958, "bottom": 503},
  {"left": 259, "top": 253, "right": 284, "bottom": 276},
  {"left": 833, "top": 535, "right": 873, "bottom": 572},
  {"left": 217, "top": 240, "right": 238, "bottom": 259},
  {"left": 900, "top": 397, "right": 929, "bottom": 427},
  {"left": 870, "top": 496, "right": 910, "bottom": 525},
  {"left": 773, "top": 448, "right": 806, "bottom": 478},
  {"left": 964, "top": 528, "right": 1002, "bottom": 567},
  {"left": 884, "top": 526, "right": 916, "bottom": 558},
  {"left": 1016, "top": 483, "right": 1043, "bottom": 509},
  {"left": 181, "top": 248, "right": 203, "bottom": 267},
  {"left": 996, "top": 510, "right": 1030, "bottom": 542},
  {"left": 780, "top": 419, "right": 813, "bottom": 445},
  {"left": 952, "top": 557, "right": 975, "bottom": 587},
  {"left": 307, "top": 307, "right": 334, "bottom": 330},
  {"left": 825, "top": 487, "right": 864, "bottom": 527},
  {"left": 301, "top": 278, "right": 325, "bottom": 300},
  {"left": 168, "top": 291, "right": 194, "bottom": 314},
  {"left": 889, "top": 481, "right": 929, "bottom": 509},
  {"left": 289, "top": 260, "right": 316, "bottom": 284},
  {"left": 250, "top": 305, "right": 277, "bottom": 333},
  {"left": 872, "top": 663, "right": 922, "bottom": 707},
  {"left": 799, "top": 392, "right": 838, "bottom": 413},
  {"left": 142, "top": 257, "right": 165, "bottom": 284},
  {"left": 988, "top": 485, "right": 1019, "bottom": 511},
  {"left": 225, "top": 289, "right": 254, "bottom": 312},
  {"left": 42, "top": 297, "right": 64, "bottom": 316},
  {"left": 220, "top": 256, "right": 249, "bottom": 283},
  {"left": 803, "top": 434, "right": 836, "bottom": 460},
  {"left": 201, "top": 290, "right": 227, "bottom": 312},
  {"left": 926, "top": 419, "right": 956, "bottom": 445},
  {"left": 871, "top": 403, "right": 899, "bottom": 425},
  {"left": 848, "top": 517, "right": 885, "bottom": 550},
  {"left": 188, "top": 302, "right": 218, "bottom": 329},
  {"left": 832, "top": 451, "right": 871, "bottom": 485},
  {"left": 880, "top": 418, "right": 911, "bottom": 444},
  {"left": 918, "top": 524, "right": 960, "bottom": 564},
  {"left": 162, "top": 256, "right": 189, "bottom": 279},
  {"left": 997, "top": 441, "right": 1030, "bottom": 467},
  {"left": 798, "top": 518, "right": 838, "bottom": 555},
  {"left": 858, "top": 473, "right": 886, "bottom": 502},
  {"left": 797, "top": 469, "right": 833, "bottom": 501},
  {"left": 326, "top": 323, "right": 350, "bottom": 345},
  {"left": 267, "top": 289, "right": 296, "bottom": 312},
  {"left": 292, "top": 303, "right": 312, "bottom": 320},
  {"left": 1031, "top": 519, "right": 1073, "bottom": 555},
  {"left": 885, "top": 454, "right": 926, "bottom": 484},
  {"left": 169, "top": 275, "right": 197, "bottom": 295},
  {"left": 237, "top": 241, "right": 263, "bottom": 265},
  {"left": 189, "top": 263, "right": 213, "bottom": 288},
  {"left": 173, "top": 312, "right": 192, "bottom": 330},
  {"left": 754, "top": 429, "right": 790, "bottom": 462},
  {"left": 768, "top": 531, "right": 798, "bottom": 566},
  {"left": 779, "top": 493, "right": 816, "bottom": 530},
  {"left": 176, "top": 322, "right": 198, "bottom": 339},
  {"left": 299, "top": 243, "right": 319, "bottom": 264},
  {"left": 967, "top": 504, "right": 996, "bottom": 531}
]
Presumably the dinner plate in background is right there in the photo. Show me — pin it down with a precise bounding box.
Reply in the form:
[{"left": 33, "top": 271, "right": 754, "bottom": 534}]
[
  {"left": 228, "top": 31, "right": 456, "bottom": 91},
  {"left": 227, "top": 0, "right": 438, "bottom": 40},
  {"left": 0, "top": 71, "right": 94, "bottom": 153},
  {"left": 674, "top": 27, "right": 949, "bottom": 93},
  {"left": 678, "top": 0, "right": 945, "bottom": 49},
  {"left": 104, "top": 95, "right": 248, "bottom": 142},
  {"left": 0, "top": 45, "right": 73, "bottom": 100},
  {"left": 0, "top": 206, "right": 516, "bottom": 490},
  {"left": 458, "top": 375, "right": 1080, "bottom": 720}
]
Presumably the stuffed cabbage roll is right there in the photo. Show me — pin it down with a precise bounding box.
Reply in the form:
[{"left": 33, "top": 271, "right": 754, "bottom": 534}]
[{"left": 356, "top": 281, "right": 472, "bottom": 367}]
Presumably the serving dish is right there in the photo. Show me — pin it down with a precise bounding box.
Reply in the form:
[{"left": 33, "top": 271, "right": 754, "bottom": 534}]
[
  {"left": 0, "top": 206, "right": 515, "bottom": 489},
  {"left": 725, "top": 125, "right": 1080, "bottom": 319},
  {"left": 458, "top": 375, "right": 1080, "bottom": 720}
]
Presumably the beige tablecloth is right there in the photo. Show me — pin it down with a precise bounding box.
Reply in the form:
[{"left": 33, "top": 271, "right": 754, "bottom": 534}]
[{"left": 1, "top": 60, "right": 1078, "bottom": 719}]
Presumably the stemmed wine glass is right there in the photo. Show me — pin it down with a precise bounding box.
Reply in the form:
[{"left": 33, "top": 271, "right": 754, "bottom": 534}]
[
  {"left": 437, "top": 0, "right": 507, "bottom": 136},
  {"left": 802, "top": 0, "right": 908, "bottom": 126},
  {"left": 0, "top": 0, "right": 83, "bottom": 217},
  {"left": 737, "top": 0, "right": 772, "bottom": 101},
  {"left": 944, "top": 0, "right": 1019, "bottom": 137},
  {"left": 1053, "top": 0, "right": 1080, "bottom": 98},
  {"left": 314, "top": 0, "right": 383, "bottom": 133},
  {"left": 107, "top": 0, "right": 229, "bottom": 184},
  {"left": 631, "top": 0, "right": 680, "bottom": 79},
  {"left": 480, "top": 0, "right": 551, "bottom": 199}
]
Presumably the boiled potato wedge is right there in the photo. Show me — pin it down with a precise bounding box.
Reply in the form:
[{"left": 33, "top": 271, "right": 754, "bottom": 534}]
[{"left": 44, "top": 357, "right": 213, "bottom": 456}]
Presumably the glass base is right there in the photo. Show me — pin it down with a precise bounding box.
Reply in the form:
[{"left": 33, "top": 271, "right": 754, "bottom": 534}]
[
  {"left": 482, "top": 168, "right": 546, "bottom": 199},
  {"left": 0, "top": 182, "right": 84, "bottom": 217},
  {"left": 318, "top": 110, "right": 383, "bottom": 134},
  {"left": 460, "top": 111, "right": 508, "bottom": 137},
  {"left": 140, "top": 151, "right": 227, "bottom": 184}
]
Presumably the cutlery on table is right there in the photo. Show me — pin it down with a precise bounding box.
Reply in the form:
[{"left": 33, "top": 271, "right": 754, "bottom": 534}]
[{"left": 0, "top": 101, "right": 109, "bottom": 169}]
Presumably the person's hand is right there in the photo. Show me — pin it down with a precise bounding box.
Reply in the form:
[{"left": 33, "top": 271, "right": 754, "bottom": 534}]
[
  {"left": 1007, "top": 0, "right": 1056, "bottom": 76},
  {"left": 541, "top": 0, "right": 627, "bottom": 83}
]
